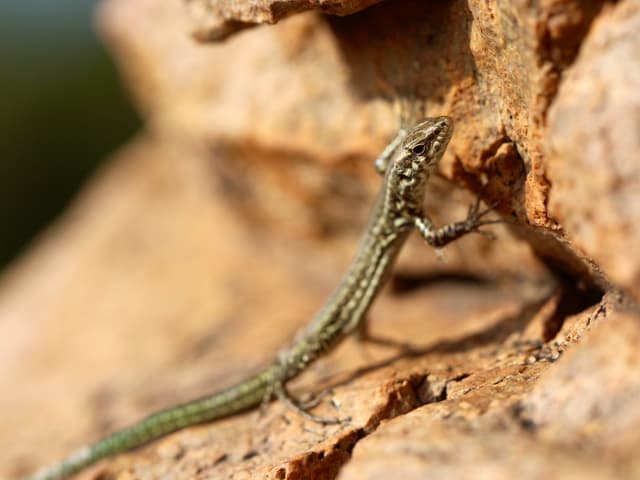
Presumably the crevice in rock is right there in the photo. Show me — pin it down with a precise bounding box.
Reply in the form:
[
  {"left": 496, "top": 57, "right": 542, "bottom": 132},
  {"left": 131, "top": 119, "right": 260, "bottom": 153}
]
[
  {"left": 291, "top": 286, "right": 563, "bottom": 477},
  {"left": 412, "top": 373, "right": 450, "bottom": 406},
  {"left": 309, "top": 370, "right": 473, "bottom": 477},
  {"left": 290, "top": 372, "right": 453, "bottom": 479},
  {"left": 516, "top": 223, "right": 612, "bottom": 293},
  {"left": 541, "top": 276, "right": 604, "bottom": 341},
  {"left": 284, "top": 428, "right": 367, "bottom": 480},
  {"left": 438, "top": 373, "right": 471, "bottom": 403}
]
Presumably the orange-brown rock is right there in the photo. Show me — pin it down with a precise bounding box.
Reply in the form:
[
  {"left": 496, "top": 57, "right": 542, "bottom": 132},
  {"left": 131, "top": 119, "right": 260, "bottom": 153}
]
[
  {"left": 185, "top": 0, "right": 385, "bottom": 40},
  {"left": 2, "top": 1, "right": 639, "bottom": 479},
  {"left": 547, "top": 1, "right": 640, "bottom": 301}
]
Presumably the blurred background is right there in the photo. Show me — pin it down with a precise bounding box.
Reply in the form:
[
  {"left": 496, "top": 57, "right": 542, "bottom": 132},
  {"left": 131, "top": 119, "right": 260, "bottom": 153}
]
[{"left": 0, "top": 0, "right": 140, "bottom": 269}]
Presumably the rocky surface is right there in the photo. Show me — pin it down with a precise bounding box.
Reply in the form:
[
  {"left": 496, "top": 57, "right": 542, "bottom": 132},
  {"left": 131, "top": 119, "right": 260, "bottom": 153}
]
[
  {"left": 546, "top": 0, "right": 640, "bottom": 301},
  {"left": 185, "top": 0, "right": 385, "bottom": 40},
  {"left": 2, "top": 1, "right": 639, "bottom": 479}
]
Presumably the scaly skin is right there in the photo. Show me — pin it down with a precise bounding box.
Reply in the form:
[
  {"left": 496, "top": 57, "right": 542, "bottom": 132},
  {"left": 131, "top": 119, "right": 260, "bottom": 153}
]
[{"left": 25, "top": 117, "right": 496, "bottom": 480}]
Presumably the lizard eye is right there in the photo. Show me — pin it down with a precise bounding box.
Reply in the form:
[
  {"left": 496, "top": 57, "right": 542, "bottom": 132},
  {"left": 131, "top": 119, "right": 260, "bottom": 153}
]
[{"left": 411, "top": 143, "right": 426, "bottom": 155}]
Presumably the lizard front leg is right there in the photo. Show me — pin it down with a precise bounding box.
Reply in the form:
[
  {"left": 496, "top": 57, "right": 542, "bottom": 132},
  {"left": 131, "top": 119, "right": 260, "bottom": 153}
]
[{"left": 414, "top": 195, "right": 500, "bottom": 248}]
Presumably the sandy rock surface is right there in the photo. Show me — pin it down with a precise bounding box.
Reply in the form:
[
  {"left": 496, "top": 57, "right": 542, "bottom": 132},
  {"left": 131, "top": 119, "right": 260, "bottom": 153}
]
[{"left": 3, "top": 1, "right": 639, "bottom": 479}]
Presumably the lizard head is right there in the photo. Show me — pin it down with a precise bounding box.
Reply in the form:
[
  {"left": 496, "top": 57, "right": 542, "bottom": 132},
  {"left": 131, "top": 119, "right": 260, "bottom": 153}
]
[
  {"left": 401, "top": 116, "right": 453, "bottom": 170},
  {"left": 389, "top": 116, "right": 454, "bottom": 215}
]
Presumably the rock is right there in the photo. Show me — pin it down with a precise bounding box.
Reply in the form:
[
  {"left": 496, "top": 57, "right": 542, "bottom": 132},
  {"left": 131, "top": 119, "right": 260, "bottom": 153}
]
[
  {"left": 3, "top": 1, "right": 640, "bottom": 479},
  {"left": 185, "top": 0, "right": 385, "bottom": 41},
  {"left": 547, "top": 1, "right": 640, "bottom": 301}
]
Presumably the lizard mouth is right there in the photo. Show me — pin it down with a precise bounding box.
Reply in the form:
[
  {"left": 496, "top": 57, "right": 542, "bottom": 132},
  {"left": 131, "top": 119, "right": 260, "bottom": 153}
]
[{"left": 430, "top": 117, "right": 453, "bottom": 157}]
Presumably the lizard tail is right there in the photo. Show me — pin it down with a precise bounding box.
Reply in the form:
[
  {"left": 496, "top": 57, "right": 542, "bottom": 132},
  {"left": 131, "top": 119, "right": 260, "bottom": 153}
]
[{"left": 24, "top": 367, "right": 275, "bottom": 480}]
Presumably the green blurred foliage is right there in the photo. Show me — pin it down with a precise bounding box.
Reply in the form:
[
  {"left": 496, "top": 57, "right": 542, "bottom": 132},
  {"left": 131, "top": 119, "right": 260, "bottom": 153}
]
[{"left": 0, "top": 1, "right": 141, "bottom": 268}]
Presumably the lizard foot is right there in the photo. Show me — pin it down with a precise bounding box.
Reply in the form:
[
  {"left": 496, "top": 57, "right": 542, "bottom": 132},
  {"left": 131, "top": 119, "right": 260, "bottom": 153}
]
[
  {"left": 274, "top": 381, "right": 349, "bottom": 425},
  {"left": 461, "top": 192, "right": 502, "bottom": 239}
]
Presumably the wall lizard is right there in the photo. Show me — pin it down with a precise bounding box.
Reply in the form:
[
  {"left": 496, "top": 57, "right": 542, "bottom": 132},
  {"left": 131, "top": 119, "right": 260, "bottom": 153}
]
[{"left": 24, "top": 116, "right": 497, "bottom": 480}]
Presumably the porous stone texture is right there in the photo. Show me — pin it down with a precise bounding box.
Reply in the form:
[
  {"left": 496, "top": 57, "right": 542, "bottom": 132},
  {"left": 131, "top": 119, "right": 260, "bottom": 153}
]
[
  {"left": 3, "top": 1, "right": 640, "bottom": 479},
  {"left": 546, "top": 1, "right": 640, "bottom": 301}
]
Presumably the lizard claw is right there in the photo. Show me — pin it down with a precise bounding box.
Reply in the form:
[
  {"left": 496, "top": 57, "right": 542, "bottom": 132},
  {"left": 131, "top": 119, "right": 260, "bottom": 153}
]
[
  {"left": 274, "top": 381, "right": 348, "bottom": 425},
  {"left": 462, "top": 195, "right": 501, "bottom": 238}
]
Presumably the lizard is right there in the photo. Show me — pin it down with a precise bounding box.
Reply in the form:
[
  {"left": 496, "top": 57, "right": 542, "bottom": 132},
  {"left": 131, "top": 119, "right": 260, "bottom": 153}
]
[{"left": 24, "top": 116, "right": 498, "bottom": 480}]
